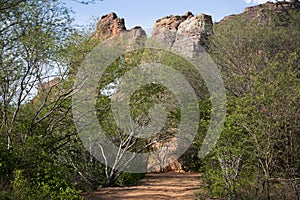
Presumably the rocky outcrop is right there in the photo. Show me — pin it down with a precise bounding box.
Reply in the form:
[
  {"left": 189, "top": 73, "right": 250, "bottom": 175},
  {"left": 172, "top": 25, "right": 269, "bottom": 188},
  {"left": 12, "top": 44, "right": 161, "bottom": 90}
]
[
  {"left": 151, "top": 12, "right": 213, "bottom": 57},
  {"left": 93, "top": 12, "right": 147, "bottom": 46},
  {"left": 151, "top": 12, "right": 193, "bottom": 47},
  {"left": 153, "top": 12, "right": 194, "bottom": 30},
  {"left": 93, "top": 12, "right": 126, "bottom": 41},
  {"left": 219, "top": 1, "right": 300, "bottom": 24},
  {"left": 31, "top": 78, "right": 62, "bottom": 106},
  {"left": 93, "top": 11, "right": 213, "bottom": 57},
  {"left": 244, "top": 1, "right": 300, "bottom": 13},
  {"left": 147, "top": 136, "right": 184, "bottom": 173},
  {"left": 92, "top": 2, "right": 299, "bottom": 47}
]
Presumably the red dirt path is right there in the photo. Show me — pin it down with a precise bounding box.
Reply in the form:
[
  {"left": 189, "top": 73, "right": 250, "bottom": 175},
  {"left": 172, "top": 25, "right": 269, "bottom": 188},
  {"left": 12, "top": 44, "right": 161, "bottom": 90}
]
[{"left": 82, "top": 172, "right": 201, "bottom": 200}]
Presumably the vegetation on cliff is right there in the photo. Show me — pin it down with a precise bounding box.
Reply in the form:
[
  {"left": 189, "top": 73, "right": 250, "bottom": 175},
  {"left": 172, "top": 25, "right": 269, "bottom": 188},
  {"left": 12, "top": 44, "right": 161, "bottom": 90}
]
[{"left": 199, "top": 3, "right": 300, "bottom": 199}]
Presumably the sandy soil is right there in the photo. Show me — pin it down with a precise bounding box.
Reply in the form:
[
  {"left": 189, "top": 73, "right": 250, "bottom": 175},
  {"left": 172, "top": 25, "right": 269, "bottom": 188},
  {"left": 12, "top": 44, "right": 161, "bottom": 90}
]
[{"left": 82, "top": 172, "right": 201, "bottom": 200}]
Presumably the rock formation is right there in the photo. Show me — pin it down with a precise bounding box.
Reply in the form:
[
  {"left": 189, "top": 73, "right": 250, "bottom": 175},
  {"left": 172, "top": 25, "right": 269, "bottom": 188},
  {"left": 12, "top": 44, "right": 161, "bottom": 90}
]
[
  {"left": 151, "top": 12, "right": 193, "bottom": 47},
  {"left": 31, "top": 78, "right": 62, "bottom": 106},
  {"left": 147, "top": 136, "right": 184, "bottom": 173},
  {"left": 244, "top": 0, "right": 300, "bottom": 13},
  {"left": 91, "top": 1, "right": 300, "bottom": 51},
  {"left": 93, "top": 12, "right": 126, "bottom": 41},
  {"left": 151, "top": 12, "right": 213, "bottom": 57},
  {"left": 218, "top": 1, "right": 300, "bottom": 24},
  {"left": 93, "top": 12, "right": 147, "bottom": 47}
]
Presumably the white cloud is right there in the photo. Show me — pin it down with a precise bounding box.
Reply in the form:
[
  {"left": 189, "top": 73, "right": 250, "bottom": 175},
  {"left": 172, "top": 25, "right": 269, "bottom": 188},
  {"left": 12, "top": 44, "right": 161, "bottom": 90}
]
[{"left": 245, "top": 0, "right": 277, "bottom": 4}]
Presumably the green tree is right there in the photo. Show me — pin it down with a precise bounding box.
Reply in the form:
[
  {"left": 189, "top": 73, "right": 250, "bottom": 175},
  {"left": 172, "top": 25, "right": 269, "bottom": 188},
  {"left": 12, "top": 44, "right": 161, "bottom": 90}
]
[
  {"left": 201, "top": 7, "right": 300, "bottom": 200},
  {"left": 0, "top": 0, "right": 86, "bottom": 198}
]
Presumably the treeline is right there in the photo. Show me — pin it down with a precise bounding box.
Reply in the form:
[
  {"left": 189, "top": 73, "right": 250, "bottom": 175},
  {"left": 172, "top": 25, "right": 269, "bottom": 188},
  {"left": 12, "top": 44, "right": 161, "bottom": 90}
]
[{"left": 197, "top": 8, "right": 300, "bottom": 200}]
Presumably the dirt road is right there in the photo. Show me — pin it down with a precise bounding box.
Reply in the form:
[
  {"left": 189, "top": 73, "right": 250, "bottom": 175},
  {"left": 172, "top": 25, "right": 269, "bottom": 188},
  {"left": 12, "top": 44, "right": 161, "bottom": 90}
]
[{"left": 83, "top": 172, "right": 201, "bottom": 200}]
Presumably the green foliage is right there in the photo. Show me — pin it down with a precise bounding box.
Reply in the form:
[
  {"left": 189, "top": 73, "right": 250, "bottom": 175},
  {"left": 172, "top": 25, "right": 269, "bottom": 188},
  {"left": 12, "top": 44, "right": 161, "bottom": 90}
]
[
  {"left": 4, "top": 135, "right": 82, "bottom": 200},
  {"left": 1, "top": 1, "right": 299, "bottom": 199},
  {"left": 0, "top": 191, "right": 16, "bottom": 200},
  {"left": 93, "top": 45, "right": 210, "bottom": 185},
  {"left": 114, "top": 172, "right": 145, "bottom": 187},
  {"left": 0, "top": 0, "right": 85, "bottom": 198},
  {"left": 200, "top": 6, "right": 300, "bottom": 200},
  {"left": 11, "top": 169, "right": 82, "bottom": 200}
]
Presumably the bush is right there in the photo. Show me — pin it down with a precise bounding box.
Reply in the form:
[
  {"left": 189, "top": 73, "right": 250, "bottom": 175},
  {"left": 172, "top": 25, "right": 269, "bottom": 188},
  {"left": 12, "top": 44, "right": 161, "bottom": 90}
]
[
  {"left": 0, "top": 191, "right": 16, "bottom": 200},
  {"left": 11, "top": 167, "right": 83, "bottom": 200},
  {"left": 114, "top": 172, "right": 145, "bottom": 187}
]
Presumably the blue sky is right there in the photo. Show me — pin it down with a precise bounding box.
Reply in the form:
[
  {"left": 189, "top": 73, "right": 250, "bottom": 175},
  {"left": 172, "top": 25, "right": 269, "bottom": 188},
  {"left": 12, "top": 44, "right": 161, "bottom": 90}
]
[{"left": 65, "top": 0, "right": 276, "bottom": 29}]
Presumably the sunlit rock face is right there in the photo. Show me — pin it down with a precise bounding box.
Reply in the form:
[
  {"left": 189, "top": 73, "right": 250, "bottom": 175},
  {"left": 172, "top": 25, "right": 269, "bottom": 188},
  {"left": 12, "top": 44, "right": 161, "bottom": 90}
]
[
  {"left": 147, "top": 135, "right": 185, "bottom": 173},
  {"left": 92, "top": 12, "right": 126, "bottom": 41},
  {"left": 93, "top": 12, "right": 147, "bottom": 47},
  {"left": 151, "top": 12, "right": 194, "bottom": 48},
  {"left": 151, "top": 12, "right": 213, "bottom": 57}
]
